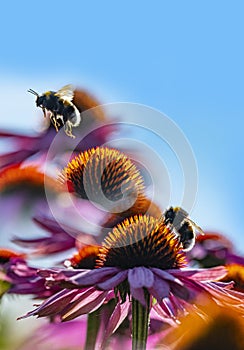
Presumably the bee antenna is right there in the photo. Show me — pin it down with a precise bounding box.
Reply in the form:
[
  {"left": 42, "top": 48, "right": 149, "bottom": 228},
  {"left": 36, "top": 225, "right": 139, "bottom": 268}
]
[{"left": 27, "top": 89, "right": 39, "bottom": 97}]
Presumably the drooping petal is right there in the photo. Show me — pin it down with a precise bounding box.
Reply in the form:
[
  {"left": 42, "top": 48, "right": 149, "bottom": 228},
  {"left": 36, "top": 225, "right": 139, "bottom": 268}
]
[
  {"left": 101, "top": 300, "right": 131, "bottom": 349},
  {"left": 169, "top": 282, "right": 191, "bottom": 301},
  {"left": 128, "top": 267, "right": 154, "bottom": 289},
  {"left": 169, "top": 266, "right": 227, "bottom": 282},
  {"left": 97, "top": 270, "right": 128, "bottom": 290},
  {"left": 148, "top": 275, "right": 170, "bottom": 302},
  {"left": 157, "top": 298, "right": 178, "bottom": 318},
  {"left": 61, "top": 289, "right": 108, "bottom": 321},
  {"left": 73, "top": 267, "right": 120, "bottom": 286},
  {"left": 152, "top": 303, "right": 178, "bottom": 325},
  {"left": 150, "top": 267, "right": 184, "bottom": 286},
  {"left": 18, "top": 289, "right": 79, "bottom": 319},
  {"left": 130, "top": 286, "right": 147, "bottom": 306}
]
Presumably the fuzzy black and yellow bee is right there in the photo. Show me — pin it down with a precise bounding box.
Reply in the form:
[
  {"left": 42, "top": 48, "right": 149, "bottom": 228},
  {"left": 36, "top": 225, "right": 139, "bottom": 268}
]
[
  {"left": 164, "top": 206, "right": 204, "bottom": 251},
  {"left": 28, "top": 85, "right": 81, "bottom": 138}
]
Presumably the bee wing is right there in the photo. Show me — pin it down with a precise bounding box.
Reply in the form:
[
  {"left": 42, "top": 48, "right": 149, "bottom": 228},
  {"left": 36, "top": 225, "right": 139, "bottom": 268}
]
[
  {"left": 187, "top": 218, "right": 205, "bottom": 235},
  {"left": 55, "top": 84, "right": 75, "bottom": 101}
]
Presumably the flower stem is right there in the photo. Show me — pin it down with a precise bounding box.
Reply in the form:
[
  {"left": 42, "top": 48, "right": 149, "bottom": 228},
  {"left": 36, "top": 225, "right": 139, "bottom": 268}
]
[
  {"left": 85, "top": 309, "right": 100, "bottom": 350},
  {"left": 132, "top": 290, "right": 150, "bottom": 350}
]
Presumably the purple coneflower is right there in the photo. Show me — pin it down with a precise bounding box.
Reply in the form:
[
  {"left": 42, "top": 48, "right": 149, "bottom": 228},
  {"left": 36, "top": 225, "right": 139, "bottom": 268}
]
[
  {"left": 162, "top": 302, "right": 244, "bottom": 350},
  {"left": 188, "top": 232, "right": 244, "bottom": 267},
  {"left": 187, "top": 232, "right": 244, "bottom": 293},
  {"left": 0, "top": 165, "right": 60, "bottom": 232},
  {"left": 0, "top": 248, "right": 60, "bottom": 298},
  {"left": 20, "top": 215, "right": 243, "bottom": 350}
]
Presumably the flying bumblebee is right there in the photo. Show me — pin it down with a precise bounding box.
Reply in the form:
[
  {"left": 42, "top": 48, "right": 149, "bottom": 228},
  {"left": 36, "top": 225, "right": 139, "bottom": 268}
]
[
  {"left": 28, "top": 84, "right": 81, "bottom": 138},
  {"left": 164, "top": 206, "right": 204, "bottom": 251}
]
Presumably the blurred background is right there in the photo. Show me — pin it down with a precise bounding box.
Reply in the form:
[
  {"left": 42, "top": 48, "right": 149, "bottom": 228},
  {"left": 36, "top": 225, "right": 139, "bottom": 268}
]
[{"left": 0, "top": 1, "right": 243, "bottom": 348}]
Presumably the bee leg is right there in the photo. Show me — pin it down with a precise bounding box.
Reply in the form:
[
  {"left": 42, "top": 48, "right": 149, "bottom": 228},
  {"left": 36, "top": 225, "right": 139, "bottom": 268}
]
[
  {"left": 50, "top": 114, "right": 60, "bottom": 132},
  {"left": 64, "top": 122, "right": 75, "bottom": 138},
  {"left": 42, "top": 108, "right": 47, "bottom": 118}
]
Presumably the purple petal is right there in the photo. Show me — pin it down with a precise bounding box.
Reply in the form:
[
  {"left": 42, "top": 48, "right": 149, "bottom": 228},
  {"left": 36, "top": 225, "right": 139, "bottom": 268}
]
[
  {"left": 204, "top": 282, "right": 244, "bottom": 303},
  {"left": 61, "top": 290, "right": 107, "bottom": 321},
  {"left": 169, "top": 266, "right": 227, "bottom": 282},
  {"left": 74, "top": 267, "right": 120, "bottom": 286},
  {"left": 128, "top": 267, "right": 154, "bottom": 288},
  {"left": 38, "top": 268, "right": 79, "bottom": 279},
  {"left": 97, "top": 270, "right": 128, "bottom": 290},
  {"left": 0, "top": 150, "right": 35, "bottom": 169},
  {"left": 18, "top": 289, "right": 78, "bottom": 319},
  {"left": 154, "top": 298, "right": 177, "bottom": 318},
  {"left": 227, "top": 253, "right": 244, "bottom": 265},
  {"left": 150, "top": 267, "right": 184, "bottom": 285},
  {"left": 130, "top": 287, "right": 147, "bottom": 306},
  {"left": 101, "top": 300, "right": 130, "bottom": 349},
  {"left": 169, "top": 282, "right": 190, "bottom": 301},
  {"left": 152, "top": 303, "right": 177, "bottom": 325},
  {"left": 148, "top": 275, "right": 170, "bottom": 302}
]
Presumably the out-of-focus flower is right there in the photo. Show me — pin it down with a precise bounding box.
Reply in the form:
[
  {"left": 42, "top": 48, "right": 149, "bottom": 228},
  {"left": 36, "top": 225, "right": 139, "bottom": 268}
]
[
  {"left": 11, "top": 146, "right": 162, "bottom": 258},
  {"left": 0, "top": 88, "right": 115, "bottom": 170},
  {"left": 187, "top": 232, "right": 244, "bottom": 293},
  {"left": 61, "top": 146, "right": 145, "bottom": 211},
  {"left": 17, "top": 316, "right": 167, "bottom": 350},
  {"left": 221, "top": 264, "right": 244, "bottom": 293},
  {"left": 12, "top": 214, "right": 97, "bottom": 257},
  {"left": 20, "top": 215, "right": 243, "bottom": 348},
  {"left": 0, "top": 165, "right": 59, "bottom": 195},
  {"left": 162, "top": 302, "right": 244, "bottom": 350},
  {"left": 0, "top": 248, "right": 60, "bottom": 298},
  {"left": 187, "top": 232, "right": 244, "bottom": 268},
  {"left": 18, "top": 318, "right": 88, "bottom": 350},
  {"left": 12, "top": 195, "right": 162, "bottom": 258},
  {"left": 0, "top": 165, "right": 60, "bottom": 229}
]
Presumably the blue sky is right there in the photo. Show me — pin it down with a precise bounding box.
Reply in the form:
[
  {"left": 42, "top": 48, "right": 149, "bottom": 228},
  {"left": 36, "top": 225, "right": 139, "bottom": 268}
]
[{"left": 0, "top": 1, "right": 243, "bottom": 250}]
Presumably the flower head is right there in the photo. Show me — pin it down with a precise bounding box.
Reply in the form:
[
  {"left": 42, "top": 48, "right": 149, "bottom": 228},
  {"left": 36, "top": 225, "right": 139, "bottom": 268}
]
[
  {"left": 0, "top": 165, "right": 59, "bottom": 195},
  {"left": 67, "top": 245, "right": 101, "bottom": 269},
  {"left": 0, "top": 165, "right": 60, "bottom": 231},
  {"left": 0, "top": 248, "right": 59, "bottom": 298},
  {"left": 162, "top": 302, "right": 244, "bottom": 350},
  {"left": 61, "top": 147, "right": 145, "bottom": 214},
  {"left": 188, "top": 232, "right": 244, "bottom": 267},
  {"left": 97, "top": 215, "right": 186, "bottom": 270},
  {"left": 20, "top": 215, "right": 242, "bottom": 332}
]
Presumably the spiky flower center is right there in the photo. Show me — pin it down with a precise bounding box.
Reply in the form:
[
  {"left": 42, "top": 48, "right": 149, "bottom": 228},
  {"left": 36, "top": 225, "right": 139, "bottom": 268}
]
[
  {"left": 68, "top": 245, "right": 100, "bottom": 269},
  {"left": 97, "top": 215, "right": 186, "bottom": 270},
  {"left": 61, "top": 147, "right": 145, "bottom": 213},
  {"left": 0, "top": 249, "right": 25, "bottom": 264},
  {"left": 0, "top": 166, "right": 58, "bottom": 194}
]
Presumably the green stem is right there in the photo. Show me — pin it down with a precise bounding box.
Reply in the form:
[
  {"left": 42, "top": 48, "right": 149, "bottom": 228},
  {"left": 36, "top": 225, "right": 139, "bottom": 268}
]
[
  {"left": 132, "top": 290, "right": 150, "bottom": 350},
  {"left": 85, "top": 309, "right": 101, "bottom": 350}
]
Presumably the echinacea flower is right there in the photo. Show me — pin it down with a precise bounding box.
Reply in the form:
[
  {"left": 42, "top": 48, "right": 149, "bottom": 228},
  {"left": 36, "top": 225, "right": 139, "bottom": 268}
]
[
  {"left": 20, "top": 215, "right": 242, "bottom": 350},
  {"left": 0, "top": 165, "right": 60, "bottom": 232},
  {"left": 61, "top": 145, "right": 162, "bottom": 239},
  {"left": 18, "top": 317, "right": 163, "bottom": 350},
  {"left": 188, "top": 232, "right": 244, "bottom": 268},
  {"left": 18, "top": 318, "right": 88, "bottom": 350},
  {"left": 12, "top": 195, "right": 162, "bottom": 258},
  {"left": 161, "top": 302, "right": 244, "bottom": 350},
  {"left": 221, "top": 263, "right": 244, "bottom": 293},
  {"left": 0, "top": 248, "right": 60, "bottom": 298},
  {"left": 61, "top": 146, "right": 145, "bottom": 213},
  {"left": 11, "top": 146, "right": 162, "bottom": 258}
]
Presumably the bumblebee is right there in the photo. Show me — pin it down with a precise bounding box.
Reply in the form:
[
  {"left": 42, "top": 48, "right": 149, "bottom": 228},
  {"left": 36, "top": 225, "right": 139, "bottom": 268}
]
[
  {"left": 28, "top": 85, "right": 81, "bottom": 138},
  {"left": 164, "top": 206, "right": 204, "bottom": 251}
]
